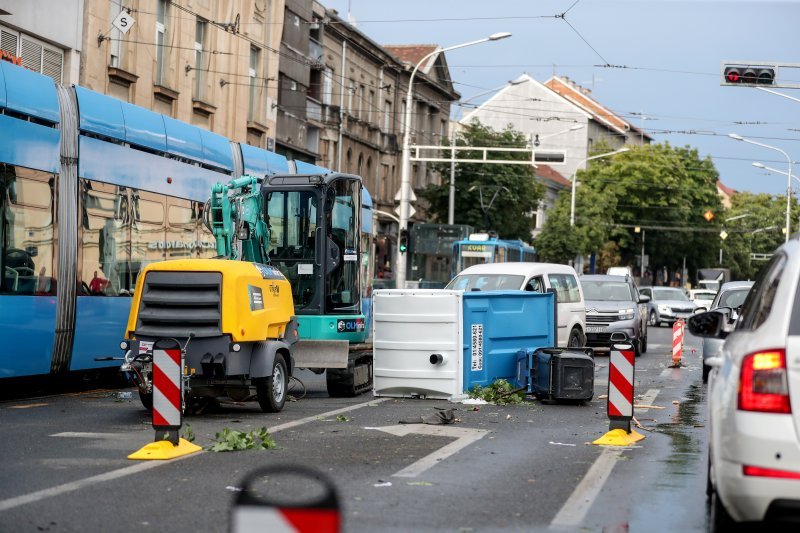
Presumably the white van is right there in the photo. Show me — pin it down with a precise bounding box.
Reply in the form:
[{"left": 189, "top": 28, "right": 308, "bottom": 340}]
[{"left": 445, "top": 262, "right": 586, "bottom": 347}]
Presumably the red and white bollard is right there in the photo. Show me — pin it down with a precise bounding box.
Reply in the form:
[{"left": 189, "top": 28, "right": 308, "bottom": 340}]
[
  {"left": 593, "top": 336, "right": 645, "bottom": 446},
  {"left": 129, "top": 339, "right": 201, "bottom": 460},
  {"left": 152, "top": 343, "right": 183, "bottom": 445},
  {"left": 231, "top": 465, "right": 340, "bottom": 533},
  {"left": 608, "top": 341, "right": 635, "bottom": 433},
  {"left": 672, "top": 319, "right": 685, "bottom": 366}
]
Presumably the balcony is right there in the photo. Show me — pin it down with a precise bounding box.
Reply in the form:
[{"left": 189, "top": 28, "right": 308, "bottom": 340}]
[
  {"left": 309, "top": 38, "right": 323, "bottom": 63},
  {"left": 307, "top": 98, "right": 322, "bottom": 123}
]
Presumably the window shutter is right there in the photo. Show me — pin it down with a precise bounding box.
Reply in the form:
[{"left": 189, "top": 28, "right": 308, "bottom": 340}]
[
  {"left": 1, "top": 28, "right": 18, "bottom": 55},
  {"left": 20, "top": 36, "right": 43, "bottom": 72},
  {"left": 42, "top": 47, "right": 63, "bottom": 83}
]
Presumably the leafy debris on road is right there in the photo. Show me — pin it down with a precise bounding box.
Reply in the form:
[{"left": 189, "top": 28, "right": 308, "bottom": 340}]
[
  {"left": 208, "top": 427, "right": 277, "bottom": 452},
  {"left": 407, "top": 481, "right": 434, "bottom": 486},
  {"left": 336, "top": 415, "right": 350, "bottom": 422},
  {"left": 468, "top": 379, "right": 525, "bottom": 405},
  {"left": 181, "top": 424, "right": 195, "bottom": 442}
]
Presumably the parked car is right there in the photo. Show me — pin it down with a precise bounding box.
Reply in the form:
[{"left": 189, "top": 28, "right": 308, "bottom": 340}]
[
  {"left": 606, "top": 266, "right": 634, "bottom": 278},
  {"left": 700, "top": 281, "right": 754, "bottom": 382},
  {"left": 689, "top": 288, "right": 717, "bottom": 310},
  {"left": 445, "top": 262, "right": 586, "bottom": 347},
  {"left": 639, "top": 286, "right": 699, "bottom": 327},
  {"left": 688, "top": 243, "right": 800, "bottom": 528},
  {"left": 579, "top": 274, "right": 649, "bottom": 357}
]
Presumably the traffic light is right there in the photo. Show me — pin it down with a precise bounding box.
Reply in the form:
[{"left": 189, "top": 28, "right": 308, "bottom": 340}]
[
  {"left": 398, "top": 229, "right": 408, "bottom": 253},
  {"left": 722, "top": 64, "right": 775, "bottom": 86}
]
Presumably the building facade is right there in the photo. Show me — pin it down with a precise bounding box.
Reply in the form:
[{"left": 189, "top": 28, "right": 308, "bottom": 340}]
[
  {"left": 0, "top": 0, "right": 84, "bottom": 85},
  {"left": 78, "top": 0, "right": 283, "bottom": 146}
]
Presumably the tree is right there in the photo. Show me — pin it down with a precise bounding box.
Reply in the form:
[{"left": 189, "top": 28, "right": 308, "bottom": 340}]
[
  {"left": 537, "top": 142, "right": 723, "bottom": 280},
  {"left": 719, "top": 192, "right": 797, "bottom": 280},
  {"left": 420, "top": 121, "right": 544, "bottom": 242}
]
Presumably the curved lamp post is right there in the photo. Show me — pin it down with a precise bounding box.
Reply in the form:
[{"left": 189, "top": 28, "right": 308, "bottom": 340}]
[
  {"left": 396, "top": 32, "right": 511, "bottom": 288},
  {"left": 729, "top": 133, "right": 793, "bottom": 242},
  {"left": 753, "top": 161, "right": 800, "bottom": 234},
  {"left": 569, "top": 147, "right": 630, "bottom": 227}
]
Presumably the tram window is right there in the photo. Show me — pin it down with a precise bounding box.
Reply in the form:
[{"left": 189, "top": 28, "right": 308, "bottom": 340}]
[
  {"left": 80, "top": 181, "right": 131, "bottom": 296},
  {"left": 0, "top": 165, "right": 55, "bottom": 295},
  {"left": 131, "top": 192, "right": 166, "bottom": 288},
  {"left": 167, "top": 202, "right": 196, "bottom": 260},
  {"left": 196, "top": 201, "right": 217, "bottom": 259}
]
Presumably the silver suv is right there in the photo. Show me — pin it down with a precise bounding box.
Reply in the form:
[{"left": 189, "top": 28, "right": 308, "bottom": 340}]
[{"left": 579, "top": 274, "right": 649, "bottom": 357}]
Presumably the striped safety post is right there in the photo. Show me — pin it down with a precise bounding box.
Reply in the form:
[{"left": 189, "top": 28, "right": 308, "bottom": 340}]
[
  {"left": 607, "top": 340, "right": 635, "bottom": 433},
  {"left": 231, "top": 465, "right": 340, "bottom": 533},
  {"left": 672, "top": 319, "right": 685, "bottom": 366},
  {"left": 152, "top": 339, "right": 183, "bottom": 445}
]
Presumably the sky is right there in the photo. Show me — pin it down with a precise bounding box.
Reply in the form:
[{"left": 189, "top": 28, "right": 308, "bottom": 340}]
[{"left": 322, "top": 0, "right": 800, "bottom": 197}]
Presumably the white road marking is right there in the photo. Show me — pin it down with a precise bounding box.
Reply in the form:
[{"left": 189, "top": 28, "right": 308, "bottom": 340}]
[
  {"left": 635, "top": 389, "right": 660, "bottom": 413},
  {"left": 550, "top": 447, "right": 624, "bottom": 528},
  {"left": 51, "top": 432, "right": 133, "bottom": 439},
  {"left": 266, "top": 398, "right": 389, "bottom": 434},
  {"left": 369, "top": 424, "right": 488, "bottom": 477},
  {"left": 0, "top": 398, "right": 389, "bottom": 512}
]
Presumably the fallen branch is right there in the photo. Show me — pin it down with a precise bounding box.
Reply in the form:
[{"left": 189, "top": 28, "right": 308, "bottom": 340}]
[{"left": 634, "top": 404, "right": 665, "bottom": 410}]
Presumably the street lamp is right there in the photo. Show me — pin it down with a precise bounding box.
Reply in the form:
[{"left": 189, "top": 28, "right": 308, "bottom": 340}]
[
  {"left": 531, "top": 124, "right": 584, "bottom": 148},
  {"left": 397, "top": 32, "right": 512, "bottom": 288},
  {"left": 569, "top": 147, "right": 630, "bottom": 227},
  {"left": 753, "top": 161, "right": 800, "bottom": 234},
  {"left": 729, "top": 133, "right": 794, "bottom": 242},
  {"left": 447, "top": 78, "right": 524, "bottom": 225}
]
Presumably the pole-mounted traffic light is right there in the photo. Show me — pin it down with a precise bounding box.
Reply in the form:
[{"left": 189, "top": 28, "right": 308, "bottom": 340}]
[
  {"left": 398, "top": 229, "right": 408, "bottom": 253},
  {"left": 722, "top": 64, "right": 776, "bottom": 86}
]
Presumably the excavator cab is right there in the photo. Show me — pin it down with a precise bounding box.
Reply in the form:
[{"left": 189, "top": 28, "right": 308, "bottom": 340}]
[{"left": 262, "top": 173, "right": 366, "bottom": 345}]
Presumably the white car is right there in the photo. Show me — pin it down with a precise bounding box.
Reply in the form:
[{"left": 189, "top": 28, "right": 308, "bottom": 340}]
[
  {"left": 690, "top": 288, "right": 716, "bottom": 310},
  {"left": 688, "top": 242, "right": 800, "bottom": 528},
  {"left": 446, "top": 262, "right": 586, "bottom": 347}
]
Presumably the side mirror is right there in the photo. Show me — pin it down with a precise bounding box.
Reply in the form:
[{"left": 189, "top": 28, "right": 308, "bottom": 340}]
[
  {"left": 693, "top": 307, "right": 707, "bottom": 314},
  {"left": 687, "top": 310, "right": 727, "bottom": 339},
  {"left": 638, "top": 295, "right": 650, "bottom": 304}
]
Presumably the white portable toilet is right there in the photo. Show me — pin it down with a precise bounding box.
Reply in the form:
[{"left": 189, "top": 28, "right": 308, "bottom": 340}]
[{"left": 372, "top": 289, "right": 464, "bottom": 400}]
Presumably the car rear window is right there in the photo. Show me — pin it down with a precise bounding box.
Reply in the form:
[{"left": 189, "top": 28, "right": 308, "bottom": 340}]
[
  {"left": 581, "top": 281, "right": 633, "bottom": 301},
  {"left": 445, "top": 274, "right": 524, "bottom": 291}
]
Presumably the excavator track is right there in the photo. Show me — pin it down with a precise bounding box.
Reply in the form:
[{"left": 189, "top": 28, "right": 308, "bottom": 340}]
[{"left": 326, "top": 348, "right": 373, "bottom": 397}]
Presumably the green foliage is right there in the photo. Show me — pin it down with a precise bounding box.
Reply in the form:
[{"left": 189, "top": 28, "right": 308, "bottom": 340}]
[
  {"left": 336, "top": 415, "right": 350, "bottom": 422},
  {"left": 181, "top": 424, "right": 195, "bottom": 443},
  {"left": 468, "top": 379, "right": 525, "bottom": 405},
  {"left": 209, "top": 427, "right": 277, "bottom": 452},
  {"left": 420, "top": 121, "right": 544, "bottom": 241},
  {"left": 536, "top": 142, "right": 723, "bottom": 277},
  {"left": 719, "top": 192, "right": 796, "bottom": 280}
]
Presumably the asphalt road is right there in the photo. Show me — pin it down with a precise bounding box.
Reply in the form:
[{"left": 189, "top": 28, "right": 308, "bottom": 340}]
[{"left": 0, "top": 325, "right": 709, "bottom": 533}]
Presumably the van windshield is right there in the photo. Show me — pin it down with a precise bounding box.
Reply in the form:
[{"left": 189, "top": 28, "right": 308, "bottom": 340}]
[{"left": 445, "top": 274, "right": 524, "bottom": 291}]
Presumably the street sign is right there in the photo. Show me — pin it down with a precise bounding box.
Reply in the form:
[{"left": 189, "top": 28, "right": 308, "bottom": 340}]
[
  {"left": 394, "top": 185, "right": 416, "bottom": 202},
  {"left": 394, "top": 205, "right": 415, "bottom": 218},
  {"left": 112, "top": 10, "right": 136, "bottom": 34},
  {"left": 720, "top": 230, "right": 728, "bottom": 240},
  {"left": 704, "top": 210, "right": 714, "bottom": 222}
]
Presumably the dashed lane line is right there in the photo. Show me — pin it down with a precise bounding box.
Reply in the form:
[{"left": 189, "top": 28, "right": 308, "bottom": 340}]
[
  {"left": 0, "top": 398, "right": 389, "bottom": 512},
  {"left": 550, "top": 447, "right": 624, "bottom": 528}
]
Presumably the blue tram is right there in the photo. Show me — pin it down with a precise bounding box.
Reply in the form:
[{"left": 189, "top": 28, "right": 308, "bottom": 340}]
[{"left": 0, "top": 61, "right": 372, "bottom": 379}]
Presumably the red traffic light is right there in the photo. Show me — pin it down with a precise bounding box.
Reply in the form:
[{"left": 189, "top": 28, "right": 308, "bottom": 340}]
[{"left": 723, "top": 65, "right": 775, "bottom": 86}]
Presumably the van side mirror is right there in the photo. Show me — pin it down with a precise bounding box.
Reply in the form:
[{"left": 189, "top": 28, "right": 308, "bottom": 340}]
[{"left": 638, "top": 295, "right": 650, "bottom": 304}]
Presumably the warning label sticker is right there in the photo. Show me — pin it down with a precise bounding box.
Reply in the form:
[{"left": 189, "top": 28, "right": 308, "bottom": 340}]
[
  {"left": 249, "top": 285, "right": 264, "bottom": 310},
  {"left": 139, "top": 340, "right": 153, "bottom": 356},
  {"left": 471, "top": 324, "right": 483, "bottom": 371}
]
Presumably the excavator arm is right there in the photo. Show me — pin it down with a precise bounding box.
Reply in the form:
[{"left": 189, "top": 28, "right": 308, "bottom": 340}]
[{"left": 206, "top": 175, "right": 270, "bottom": 264}]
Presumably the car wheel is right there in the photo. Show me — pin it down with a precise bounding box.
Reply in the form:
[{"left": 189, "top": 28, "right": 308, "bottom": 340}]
[
  {"left": 634, "top": 338, "right": 642, "bottom": 358},
  {"left": 709, "top": 485, "right": 736, "bottom": 532},
  {"left": 255, "top": 353, "right": 287, "bottom": 413},
  {"left": 649, "top": 310, "right": 659, "bottom": 327},
  {"left": 138, "top": 390, "right": 153, "bottom": 412},
  {"left": 568, "top": 328, "right": 583, "bottom": 348},
  {"left": 702, "top": 363, "right": 711, "bottom": 383},
  {"left": 641, "top": 331, "right": 648, "bottom": 353}
]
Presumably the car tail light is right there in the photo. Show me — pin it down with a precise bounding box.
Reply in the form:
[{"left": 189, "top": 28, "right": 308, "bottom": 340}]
[
  {"left": 738, "top": 349, "right": 791, "bottom": 413},
  {"left": 743, "top": 465, "right": 800, "bottom": 479}
]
